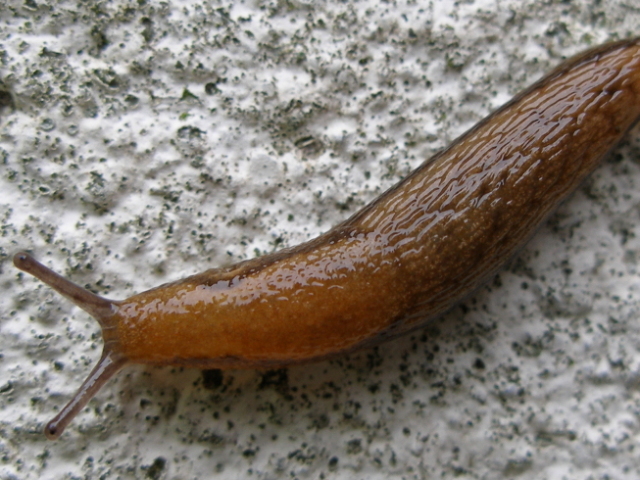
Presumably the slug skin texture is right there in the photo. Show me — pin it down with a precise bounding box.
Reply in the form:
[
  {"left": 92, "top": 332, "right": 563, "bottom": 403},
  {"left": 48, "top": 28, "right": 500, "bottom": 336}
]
[
  {"left": 14, "top": 38, "right": 640, "bottom": 439},
  {"left": 117, "top": 39, "right": 640, "bottom": 366}
]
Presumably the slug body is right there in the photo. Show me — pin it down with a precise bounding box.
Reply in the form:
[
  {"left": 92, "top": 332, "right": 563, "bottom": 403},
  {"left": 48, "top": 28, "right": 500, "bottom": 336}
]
[{"left": 14, "top": 39, "right": 640, "bottom": 439}]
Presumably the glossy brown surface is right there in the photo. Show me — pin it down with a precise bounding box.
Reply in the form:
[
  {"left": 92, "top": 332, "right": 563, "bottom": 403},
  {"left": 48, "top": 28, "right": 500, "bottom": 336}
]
[
  {"left": 14, "top": 38, "right": 640, "bottom": 439},
  {"left": 113, "top": 39, "right": 640, "bottom": 368}
]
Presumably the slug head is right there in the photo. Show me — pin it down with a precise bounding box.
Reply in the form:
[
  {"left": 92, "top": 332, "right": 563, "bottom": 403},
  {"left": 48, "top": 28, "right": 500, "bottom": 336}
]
[{"left": 13, "top": 252, "right": 127, "bottom": 440}]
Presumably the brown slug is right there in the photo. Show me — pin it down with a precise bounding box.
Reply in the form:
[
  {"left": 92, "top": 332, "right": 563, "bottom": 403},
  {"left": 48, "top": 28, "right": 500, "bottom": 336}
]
[{"left": 14, "top": 38, "right": 640, "bottom": 440}]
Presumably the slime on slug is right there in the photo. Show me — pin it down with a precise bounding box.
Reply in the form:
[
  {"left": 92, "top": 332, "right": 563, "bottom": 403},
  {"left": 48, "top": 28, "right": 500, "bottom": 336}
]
[{"left": 14, "top": 38, "right": 640, "bottom": 439}]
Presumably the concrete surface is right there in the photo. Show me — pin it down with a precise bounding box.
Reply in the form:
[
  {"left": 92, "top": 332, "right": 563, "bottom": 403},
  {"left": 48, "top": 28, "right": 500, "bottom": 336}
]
[{"left": 1, "top": 0, "right": 640, "bottom": 479}]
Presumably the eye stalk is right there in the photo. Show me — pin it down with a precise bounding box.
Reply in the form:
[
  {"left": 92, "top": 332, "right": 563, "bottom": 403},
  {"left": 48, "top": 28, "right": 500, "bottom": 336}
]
[{"left": 14, "top": 252, "right": 127, "bottom": 439}]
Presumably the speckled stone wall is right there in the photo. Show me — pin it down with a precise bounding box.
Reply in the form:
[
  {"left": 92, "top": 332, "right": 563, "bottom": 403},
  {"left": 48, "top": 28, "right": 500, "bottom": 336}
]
[{"left": 1, "top": 1, "right": 640, "bottom": 479}]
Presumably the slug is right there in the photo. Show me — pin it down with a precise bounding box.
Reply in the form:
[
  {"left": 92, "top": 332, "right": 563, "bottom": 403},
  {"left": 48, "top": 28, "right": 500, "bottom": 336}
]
[{"left": 14, "top": 38, "right": 640, "bottom": 440}]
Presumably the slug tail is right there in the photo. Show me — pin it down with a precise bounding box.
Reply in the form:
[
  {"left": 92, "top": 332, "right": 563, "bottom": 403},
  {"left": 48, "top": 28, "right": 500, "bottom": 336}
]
[{"left": 13, "top": 252, "right": 128, "bottom": 439}]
